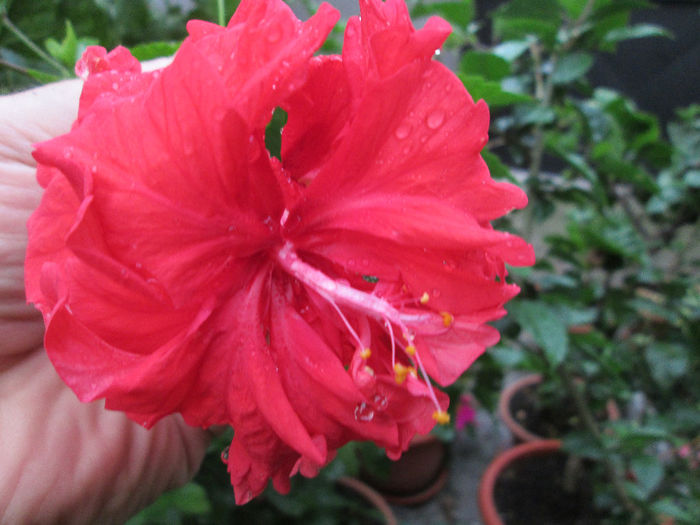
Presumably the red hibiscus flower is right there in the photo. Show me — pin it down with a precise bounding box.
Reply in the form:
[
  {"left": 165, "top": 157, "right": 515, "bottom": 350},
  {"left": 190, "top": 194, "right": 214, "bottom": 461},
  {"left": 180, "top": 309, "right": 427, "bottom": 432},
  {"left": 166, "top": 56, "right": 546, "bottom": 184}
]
[{"left": 25, "top": 0, "right": 534, "bottom": 504}]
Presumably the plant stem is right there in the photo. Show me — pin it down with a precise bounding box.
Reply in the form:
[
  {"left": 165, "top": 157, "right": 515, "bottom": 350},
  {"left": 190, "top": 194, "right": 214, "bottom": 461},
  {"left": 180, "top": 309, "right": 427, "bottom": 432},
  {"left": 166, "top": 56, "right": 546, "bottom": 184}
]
[
  {"left": 1, "top": 14, "right": 70, "bottom": 77},
  {"left": 559, "top": 366, "right": 643, "bottom": 521},
  {"left": 216, "top": 0, "right": 225, "bottom": 26},
  {"left": 0, "top": 57, "right": 30, "bottom": 76}
]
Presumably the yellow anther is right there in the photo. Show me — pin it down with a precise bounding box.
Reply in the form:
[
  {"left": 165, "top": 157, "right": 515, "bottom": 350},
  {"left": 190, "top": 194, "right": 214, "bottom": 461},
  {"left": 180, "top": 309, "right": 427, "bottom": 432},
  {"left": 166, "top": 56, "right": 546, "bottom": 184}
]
[
  {"left": 394, "top": 363, "right": 409, "bottom": 385},
  {"left": 360, "top": 348, "right": 372, "bottom": 359},
  {"left": 406, "top": 345, "right": 416, "bottom": 356},
  {"left": 440, "top": 311, "right": 454, "bottom": 327},
  {"left": 432, "top": 410, "right": 451, "bottom": 425},
  {"left": 420, "top": 292, "right": 429, "bottom": 304}
]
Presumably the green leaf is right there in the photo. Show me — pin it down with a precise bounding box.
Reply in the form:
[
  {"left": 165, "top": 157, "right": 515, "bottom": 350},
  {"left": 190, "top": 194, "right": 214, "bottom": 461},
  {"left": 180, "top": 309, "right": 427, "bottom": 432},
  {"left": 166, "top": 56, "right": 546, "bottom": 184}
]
[
  {"left": 492, "top": 0, "right": 561, "bottom": 46},
  {"left": 264, "top": 107, "right": 287, "bottom": 160},
  {"left": 509, "top": 300, "right": 569, "bottom": 365},
  {"left": 25, "top": 67, "right": 62, "bottom": 83},
  {"left": 644, "top": 343, "right": 689, "bottom": 390},
  {"left": 459, "top": 73, "right": 532, "bottom": 107},
  {"left": 684, "top": 169, "right": 700, "bottom": 188},
  {"left": 551, "top": 52, "right": 593, "bottom": 85},
  {"left": 604, "top": 23, "right": 673, "bottom": 44},
  {"left": 459, "top": 51, "right": 510, "bottom": 81},
  {"left": 482, "top": 150, "right": 517, "bottom": 183},
  {"left": 513, "top": 104, "right": 556, "bottom": 126},
  {"left": 651, "top": 499, "right": 695, "bottom": 523},
  {"left": 126, "top": 482, "right": 211, "bottom": 524},
  {"left": 412, "top": 1, "right": 474, "bottom": 30},
  {"left": 489, "top": 346, "right": 526, "bottom": 368},
  {"left": 129, "top": 40, "right": 180, "bottom": 61},
  {"left": 562, "top": 431, "right": 605, "bottom": 460},
  {"left": 44, "top": 20, "right": 78, "bottom": 68},
  {"left": 492, "top": 39, "right": 532, "bottom": 61},
  {"left": 630, "top": 456, "right": 664, "bottom": 498}
]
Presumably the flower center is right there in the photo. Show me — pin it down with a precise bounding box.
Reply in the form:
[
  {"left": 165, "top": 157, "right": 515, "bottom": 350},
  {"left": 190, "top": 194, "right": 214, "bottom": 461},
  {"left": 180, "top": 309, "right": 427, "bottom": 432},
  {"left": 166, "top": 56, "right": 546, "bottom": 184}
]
[{"left": 275, "top": 240, "right": 450, "bottom": 425}]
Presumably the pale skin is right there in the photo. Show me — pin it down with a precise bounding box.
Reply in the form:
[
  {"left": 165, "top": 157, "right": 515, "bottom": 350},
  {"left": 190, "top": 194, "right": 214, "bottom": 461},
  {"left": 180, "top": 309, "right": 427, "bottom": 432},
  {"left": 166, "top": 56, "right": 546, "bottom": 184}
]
[{"left": 0, "top": 72, "right": 211, "bottom": 524}]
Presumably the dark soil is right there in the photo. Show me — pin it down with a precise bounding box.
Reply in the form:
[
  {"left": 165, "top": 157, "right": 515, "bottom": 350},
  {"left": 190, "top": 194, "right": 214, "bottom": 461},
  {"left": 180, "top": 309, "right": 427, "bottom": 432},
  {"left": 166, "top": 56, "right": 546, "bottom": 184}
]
[
  {"left": 494, "top": 451, "right": 605, "bottom": 525},
  {"left": 509, "top": 384, "right": 579, "bottom": 439}
]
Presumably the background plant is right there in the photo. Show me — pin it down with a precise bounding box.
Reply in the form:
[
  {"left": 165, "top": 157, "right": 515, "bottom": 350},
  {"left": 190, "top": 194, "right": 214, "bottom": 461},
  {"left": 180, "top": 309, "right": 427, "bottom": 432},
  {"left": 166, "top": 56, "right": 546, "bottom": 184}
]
[{"left": 2, "top": 0, "right": 698, "bottom": 523}]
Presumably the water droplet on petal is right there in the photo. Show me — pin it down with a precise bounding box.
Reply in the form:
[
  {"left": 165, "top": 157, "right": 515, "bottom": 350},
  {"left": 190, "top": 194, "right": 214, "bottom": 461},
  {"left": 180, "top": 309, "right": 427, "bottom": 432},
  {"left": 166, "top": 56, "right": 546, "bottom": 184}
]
[
  {"left": 354, "top": 402, "right": 375, "bottom": 422},
  {"left": 90, "top": 165, "right": 98, "bottom": 174},
  {"left": 395, "top": 124, "right": 411, "bottom": 140},
  {"left": 221, "top": 446, "right": 230, "bottom": 463},
  {"left": 426, "top": 110, "right": 445, "bottom": 130},
  {"left": 372, "top": 394, "right": 388, "bottom": 411}
]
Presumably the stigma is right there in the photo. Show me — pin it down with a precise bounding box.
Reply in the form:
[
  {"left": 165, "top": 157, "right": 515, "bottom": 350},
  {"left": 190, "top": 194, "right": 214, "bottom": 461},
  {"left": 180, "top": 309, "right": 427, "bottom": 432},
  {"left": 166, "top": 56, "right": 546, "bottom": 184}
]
[{"left": 276, "top": 241, "right": 450, "bottom": 423}]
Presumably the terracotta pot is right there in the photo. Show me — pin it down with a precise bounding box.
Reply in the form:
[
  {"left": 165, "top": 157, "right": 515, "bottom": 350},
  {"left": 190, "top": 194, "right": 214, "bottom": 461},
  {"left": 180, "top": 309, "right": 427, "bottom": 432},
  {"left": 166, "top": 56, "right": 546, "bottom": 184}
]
[
  {"left": 336, "top": 476, "right": 398, "bottom": 525},
  {"left": 498, "top": 374, "right": 544, "bottom": 443},
  {"left": 479, "top": 439, "right": 608, "bottom": 525},
  {"left": 479, "top": 440, "right": 562, "bottom": 525},
  {"left": 362, "top": 433, "right": 449, "bottom": 505}
]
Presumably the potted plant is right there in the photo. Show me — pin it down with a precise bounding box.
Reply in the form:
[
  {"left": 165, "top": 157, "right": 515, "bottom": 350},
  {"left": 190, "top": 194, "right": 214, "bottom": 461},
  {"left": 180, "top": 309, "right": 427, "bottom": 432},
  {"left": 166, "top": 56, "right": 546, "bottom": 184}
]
[
  {"left": 478, "top": 439, "right": 607, "bottom": 525},
  {"left": 466, "top": 0, "right": 700, "bottom": 522}
]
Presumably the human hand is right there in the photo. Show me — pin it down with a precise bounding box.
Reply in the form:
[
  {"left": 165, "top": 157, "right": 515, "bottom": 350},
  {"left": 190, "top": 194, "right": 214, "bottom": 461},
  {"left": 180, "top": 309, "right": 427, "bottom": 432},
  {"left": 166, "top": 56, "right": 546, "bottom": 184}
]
[{"left": 0, "top": 77, "right": 209, "bottom": 524}]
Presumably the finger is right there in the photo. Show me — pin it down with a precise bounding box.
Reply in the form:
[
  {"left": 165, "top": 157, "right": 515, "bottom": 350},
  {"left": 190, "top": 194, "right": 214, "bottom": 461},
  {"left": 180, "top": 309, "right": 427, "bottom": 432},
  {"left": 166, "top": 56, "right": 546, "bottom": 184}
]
[{"left": 0, "top": 349, "right": 210, "bottom": 524}]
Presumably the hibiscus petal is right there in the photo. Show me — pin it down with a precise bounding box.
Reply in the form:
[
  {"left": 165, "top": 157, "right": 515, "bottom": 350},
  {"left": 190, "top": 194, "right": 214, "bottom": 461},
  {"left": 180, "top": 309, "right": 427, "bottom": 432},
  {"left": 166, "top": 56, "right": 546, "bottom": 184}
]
[
  {"left": 281, "top": 56, "right": 351, "bottom": 184},
  {"left": 297, "top": 61, "right": 528, "bottom": 223},
  {"left": 186, "top": 0, "right": 340, "bottom": 128},
  {"left": 34, "top": 42, "right": 279, "bottom": 308},
  {"left": 343, "top": 0, "right": 451, "bottom": 92}
]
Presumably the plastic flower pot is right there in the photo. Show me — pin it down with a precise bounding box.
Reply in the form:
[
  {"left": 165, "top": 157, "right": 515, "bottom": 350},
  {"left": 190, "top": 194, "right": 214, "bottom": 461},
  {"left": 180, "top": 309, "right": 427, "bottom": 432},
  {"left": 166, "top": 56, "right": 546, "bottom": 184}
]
[
  {"left": 336, "top": 476, "right": 398, "bottom": 525},
  {"left": 362, "top": 434, "right": 449, "bottom": 505},
  {"left": 478, "top": 439, "right": 604, "bottom": 525}
]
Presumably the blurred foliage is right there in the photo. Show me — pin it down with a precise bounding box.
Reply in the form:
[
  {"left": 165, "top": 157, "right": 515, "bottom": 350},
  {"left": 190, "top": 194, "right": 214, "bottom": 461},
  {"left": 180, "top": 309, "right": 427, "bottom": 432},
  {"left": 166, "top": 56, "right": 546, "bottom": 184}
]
[{"left": 3, "top": 0, "right": 698, "bottom": 524}]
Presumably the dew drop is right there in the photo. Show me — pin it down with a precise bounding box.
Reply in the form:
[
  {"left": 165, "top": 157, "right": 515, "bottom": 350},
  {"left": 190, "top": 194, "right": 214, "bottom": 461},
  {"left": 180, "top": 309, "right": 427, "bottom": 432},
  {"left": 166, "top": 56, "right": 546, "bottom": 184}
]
[
  {"left": 221, "top": 446, "right": 230, "bottom": 463},
  {"left": 395, "top": 124, "right": 411, "bottom": 140},
  {"left": 63, "top": 148, "right": 73, "bottom": 159},
  {"left": 135, "top": 262, "right": 142, "bottom": 269},
  {"left": 90, "top": 165, "right": 98, "bottom": 174},
  {"left": 111, "top": 82, "right": 119, "bottom": 90},
  {"left": 426, "top": 110, "right": 445, "bottom": 130},
  {"left": 354, "top": 402, "right": 375, "bottom": 422},
  {"left": 227, "top": 224, "right": 236, "bottom": 233},
  {"left": 263, "top": 216, "right": 275, "bottom": 231},
  {"left": 432, "top": 288, "right": 442, "bottom": 298},
  {"left": 371, "top": 394, "right": 388, "bottom": 411}
]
